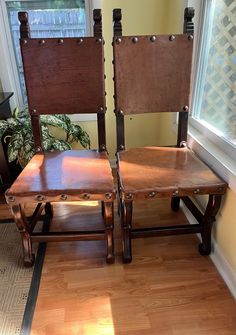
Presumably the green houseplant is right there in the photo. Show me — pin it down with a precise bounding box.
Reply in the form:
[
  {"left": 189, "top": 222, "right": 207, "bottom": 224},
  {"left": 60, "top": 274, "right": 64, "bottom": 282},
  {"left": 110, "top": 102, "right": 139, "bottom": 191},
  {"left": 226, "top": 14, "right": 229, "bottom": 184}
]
[{"left": 0, "top": 108, "right": 90, "bottom": 168}]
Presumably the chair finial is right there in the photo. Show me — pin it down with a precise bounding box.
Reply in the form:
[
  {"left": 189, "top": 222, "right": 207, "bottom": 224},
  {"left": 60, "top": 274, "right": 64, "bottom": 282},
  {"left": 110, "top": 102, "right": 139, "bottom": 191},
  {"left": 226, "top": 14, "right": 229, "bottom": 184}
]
[
  {"left": 93, "top": 9, "right": 102, "bottom": 38},
  {"left": 183, "top": 7, "right": 195, "bottom": 34},
  {"left": 113, "top": 9, "right": 122, "bottom": 36},
  {"left": 18, "top": 12, "right": 31, "bottom": 39}
]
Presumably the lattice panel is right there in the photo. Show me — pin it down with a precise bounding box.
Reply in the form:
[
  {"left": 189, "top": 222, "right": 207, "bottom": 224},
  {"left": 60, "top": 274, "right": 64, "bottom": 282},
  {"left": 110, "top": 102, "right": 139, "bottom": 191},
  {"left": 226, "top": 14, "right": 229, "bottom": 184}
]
[{"left": 200, "top": 0, "right": 236, "bottom": 144}]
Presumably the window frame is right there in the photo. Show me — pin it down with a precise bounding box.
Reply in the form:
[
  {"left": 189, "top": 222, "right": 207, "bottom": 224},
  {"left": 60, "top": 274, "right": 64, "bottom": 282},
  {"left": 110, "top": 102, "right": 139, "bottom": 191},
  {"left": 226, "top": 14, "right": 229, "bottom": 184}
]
[
  {"left": 0, "top": 0, "right": 101, "bottom": 121},
  {"left": 186, "top": 0, "right": 236, "bottom": 192}
]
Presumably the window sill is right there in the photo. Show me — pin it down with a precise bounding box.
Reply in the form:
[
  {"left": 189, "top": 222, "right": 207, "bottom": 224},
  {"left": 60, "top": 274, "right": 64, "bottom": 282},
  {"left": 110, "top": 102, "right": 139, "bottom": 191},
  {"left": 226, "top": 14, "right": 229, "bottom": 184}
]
[
  {"left": 69, "top": 114, "right": 97, "bottom": 122},
  {"left": 188, "top": 123, "right": 236, "bottom": 193}
]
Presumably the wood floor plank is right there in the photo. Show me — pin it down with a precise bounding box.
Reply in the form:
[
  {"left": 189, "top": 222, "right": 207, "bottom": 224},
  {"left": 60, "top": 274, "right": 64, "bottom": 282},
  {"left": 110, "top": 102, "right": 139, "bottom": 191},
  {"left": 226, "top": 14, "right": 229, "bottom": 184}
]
[{"left": 1, "top": 198, "right": 236, "bottom": 335}]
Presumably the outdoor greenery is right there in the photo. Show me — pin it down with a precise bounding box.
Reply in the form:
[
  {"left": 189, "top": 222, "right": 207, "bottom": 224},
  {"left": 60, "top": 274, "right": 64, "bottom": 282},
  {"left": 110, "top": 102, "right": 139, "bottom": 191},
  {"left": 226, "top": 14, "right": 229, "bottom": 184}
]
[{"left": 0, "top": 108, "right": 90, "bottom": 168}]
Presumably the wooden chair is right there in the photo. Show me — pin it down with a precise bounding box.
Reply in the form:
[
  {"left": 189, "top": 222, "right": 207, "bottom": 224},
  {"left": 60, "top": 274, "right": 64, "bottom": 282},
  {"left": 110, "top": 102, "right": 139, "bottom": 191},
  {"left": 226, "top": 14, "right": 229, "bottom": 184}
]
[
  {"left": 112, "top": 8, "right": 227, "bottom": 263},
  {"left": 5, "top": 10, "right": 115, "bottom": 266}
]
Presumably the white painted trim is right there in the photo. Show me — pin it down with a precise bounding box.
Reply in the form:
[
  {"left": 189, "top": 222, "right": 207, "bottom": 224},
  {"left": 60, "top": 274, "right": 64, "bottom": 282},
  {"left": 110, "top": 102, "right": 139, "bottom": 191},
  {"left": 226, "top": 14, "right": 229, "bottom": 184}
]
[
  {"left": 181, "top": 201, "right": 236, "bottom": 299},
  {"left": 0, "top": 1, "right": 23, "bottom": 110},
  {"left": 188, "top": 125, "right": 236, "bottom": 193}
]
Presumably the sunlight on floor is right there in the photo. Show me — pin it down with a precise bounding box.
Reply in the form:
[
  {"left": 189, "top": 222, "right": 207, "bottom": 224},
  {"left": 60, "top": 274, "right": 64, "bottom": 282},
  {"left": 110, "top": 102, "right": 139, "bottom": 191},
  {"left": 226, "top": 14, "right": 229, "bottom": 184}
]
[{"left": 59, "top": 201, "right": 100, "bottom": 207}]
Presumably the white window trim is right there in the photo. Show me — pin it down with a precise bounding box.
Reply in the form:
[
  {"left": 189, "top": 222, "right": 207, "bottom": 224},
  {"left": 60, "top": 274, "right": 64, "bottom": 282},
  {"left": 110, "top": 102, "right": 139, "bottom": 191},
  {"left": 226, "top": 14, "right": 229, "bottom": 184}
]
[
  {"left": 185, "top": 0, "right": 236, "bottom": 192},
  {"left": 0, "top": 0, "right": 102, "bottom": 122}
]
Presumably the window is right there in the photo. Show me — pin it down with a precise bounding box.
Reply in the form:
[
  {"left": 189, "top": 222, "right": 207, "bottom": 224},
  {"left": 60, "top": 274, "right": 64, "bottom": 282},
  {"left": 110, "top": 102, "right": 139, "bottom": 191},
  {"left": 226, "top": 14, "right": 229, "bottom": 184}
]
[
  {"left": 188, "top": 0, "right": 236, "bottom": 191},
  {"left": 191, "top": 0, "right": 236, "bottom": 151},
  {"left": 0, "top": 0, "right": 99, "bottom": 120}
]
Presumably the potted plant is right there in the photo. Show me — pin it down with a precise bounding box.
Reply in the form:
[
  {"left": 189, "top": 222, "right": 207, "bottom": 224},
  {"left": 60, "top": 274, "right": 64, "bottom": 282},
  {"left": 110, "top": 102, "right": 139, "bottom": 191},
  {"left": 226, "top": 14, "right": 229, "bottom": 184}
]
[{"left": 0, "top": 107, "right": 90, "bottom": 168}]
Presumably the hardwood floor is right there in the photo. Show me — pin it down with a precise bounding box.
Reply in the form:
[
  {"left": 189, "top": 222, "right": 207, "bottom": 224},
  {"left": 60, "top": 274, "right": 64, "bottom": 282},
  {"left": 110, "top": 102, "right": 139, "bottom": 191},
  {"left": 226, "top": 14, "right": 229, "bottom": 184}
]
[{"left": 1, "top": 199, "right": 236, "bottom": 334}]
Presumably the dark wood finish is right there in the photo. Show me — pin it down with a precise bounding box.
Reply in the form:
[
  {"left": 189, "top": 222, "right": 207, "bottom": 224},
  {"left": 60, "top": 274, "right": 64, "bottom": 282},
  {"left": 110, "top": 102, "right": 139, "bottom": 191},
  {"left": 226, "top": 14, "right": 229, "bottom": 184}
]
[
  {"left": 7, "top": 10, "right": 115, "bottom": 266},
  {"left": 93, "top": 9, "right": 102, "bottom": 38},
  {"left": 113, "top": 8, "right": 122, "bottom": 37},
  {"left": 104, "top": 201, "right": 115, "bottom": 263},
  {"left": 121, "top": 200, "right": 133, "bottom": 263},
  {"left": 0, "top": 92, "right": 14, "bottom": 191},
  {"left": 0, "top": 92, "right": 13, "bottom": 118},
  {"left": 31, "top": 115, "right": 42, "bottom": 151},
  {"left": 184, "top": 7, "right": 195, "bottom": 34},
  {"left": 18, "top": 12, "right": 31, "bottom": 38},
  {"left": 113, "top": 9, "right": 125, "bottom": 151},
  {"left": 113, "top": 35, "right": 193, "bottom": 115},
  {"left": 93, "top": 9, "right": 107, "bottom": 152},
  {"left": 199, "top": 195, "right": 222, "bottom": 255},
  {"left": 113, "top": 8, "right": 227, "bottom": 262}
]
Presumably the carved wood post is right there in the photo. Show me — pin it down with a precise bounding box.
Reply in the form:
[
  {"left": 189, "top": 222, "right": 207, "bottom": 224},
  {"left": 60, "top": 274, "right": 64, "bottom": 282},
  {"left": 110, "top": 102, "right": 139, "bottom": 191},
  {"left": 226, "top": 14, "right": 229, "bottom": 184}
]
[
  {"left": 93, "top": 9, "right": 106, "bottom": 152},
  {"left": 172, "top": 7, "right": 195, "bottom": 212},
  {"left": 113, "top": 9, "right": 125, "bottom": 152}
]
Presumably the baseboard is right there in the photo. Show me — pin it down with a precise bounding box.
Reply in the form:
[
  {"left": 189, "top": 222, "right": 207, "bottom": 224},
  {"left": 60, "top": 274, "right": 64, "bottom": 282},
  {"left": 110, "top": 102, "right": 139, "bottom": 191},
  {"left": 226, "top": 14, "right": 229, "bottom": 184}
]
[{"left": 182, "top": 202, "right": 236, "bottom": 299}]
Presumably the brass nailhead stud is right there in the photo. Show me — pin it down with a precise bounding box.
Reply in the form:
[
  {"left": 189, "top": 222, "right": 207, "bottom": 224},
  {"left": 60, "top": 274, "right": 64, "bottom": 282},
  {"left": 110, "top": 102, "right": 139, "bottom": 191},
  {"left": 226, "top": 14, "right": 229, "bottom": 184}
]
[
  {"left": 132, "top": 37, "right": 139, "bottom": 43},
  {"left": 83, "top": 193, "right": 90, "bottom": 200},
  {"left": 32, "top": 109, "right": 37, "bottom": 113},
  {"left": 99, "top": 107, "right": 104, "bottom": 112},
  {"left": 22, "top": 39, "right": 27, "bottom": 44},
  {"left": 150, "top": 36, "right": 156, "bottom": 42},
  {"left": 172, "top": 190, "right": 179, "bottom": 196},
  {"left": 188, "top": 35, "right": 194, "bottom": 40},
  {"left": 126, "top": 193, "right": 132, "bottom": 199},
  {"left": 36, "top": 194, "right": 44, "bottom": 202},
  {"left": 58, "top": 39, "right": 64, "bottom": 44},
  {"left": 119, "top": 145, "right": 125, "bottom": 150},
  {"left": 100, "top": 144, "right": 106, "bottom": 150},
  {"left": 169, "top": 35, "right": 175, "bottom": 41},
  {"left": 118, "top": 110, "right": 124, "bottom": 115},
  {"left": 36, "top": 146, "right": 42, "bottom": 152},
  {"left": 183, "top": 105, "right": 189, "bottom": 112},
  {"left": 77, "top": 38, "right": 83, "bottom": 44},
  {"left": 39, "top": 39, "right": 45, "bottom": 45},
  {"left": 97, "top": 38, "right": 102, "bottom": 44},
  {"left": 60, "top": 194, "right": 67, "bottom": 201},
  {"left": 105, "top": 193, "right": 112, "bottom": 200},
  {"left": 149, "top": 191, "right": 156, "bottom": 198},
  {"left": 194, "top": 189, "right": 200, "bottom": 194},
  {"left": 8, "top": 196, "right": 15, "bottom": 202},
  {"left": 116, "top": 37, "right": 122, "bottom": 44}
]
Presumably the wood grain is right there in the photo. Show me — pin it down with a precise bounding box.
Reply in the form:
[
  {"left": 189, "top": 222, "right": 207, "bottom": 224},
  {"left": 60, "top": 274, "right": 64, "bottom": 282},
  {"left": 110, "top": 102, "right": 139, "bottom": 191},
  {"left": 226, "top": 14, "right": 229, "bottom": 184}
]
[
  {"left": 20, "top": 37, "right": 105, "bottom": 115},
  {"left": 7, "top": 150, "right": 115, "bottom": 199},
  {"left": 1, "top": 198, "right": 233, "bottom": 334},
  {"left": 113, "top": 34, "right": 193, "bottom": 115},
  {"left": 117, "top": 147, "right": 227, "bottom": 199}
]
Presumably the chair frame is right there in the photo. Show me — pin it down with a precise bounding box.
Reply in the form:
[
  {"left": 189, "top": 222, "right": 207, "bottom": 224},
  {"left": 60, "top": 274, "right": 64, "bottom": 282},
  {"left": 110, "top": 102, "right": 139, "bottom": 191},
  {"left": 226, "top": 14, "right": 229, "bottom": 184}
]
[
  {"left": 113, "top": 8, "right": 226, "bottom": 263},
  {"left": 5, "top": 9, "right": 115, "bottom": 266}
]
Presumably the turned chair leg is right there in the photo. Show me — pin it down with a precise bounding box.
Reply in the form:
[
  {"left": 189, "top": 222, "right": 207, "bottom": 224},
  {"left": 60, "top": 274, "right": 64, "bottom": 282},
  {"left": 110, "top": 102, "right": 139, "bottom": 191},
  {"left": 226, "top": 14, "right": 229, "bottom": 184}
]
[
  {"left": 121, "top": 200, "right": 133, "bottom": 263},
  {"left": 11, "top": 204, "right": 35, "bottom": 267},
  {"left": 104, "top": 201, "right": 115, "bottom": 264},
  {"left": 45, "top": 202, "right": 53, "bottom": 219},
  {"left": 101, "top": 201, "right": 105, "bottom": 218},
  {"left": 171, "top": 197, "right": 180, "bottom": 212},
  {"left": 199, "top": 195, "right": 221, "bottom": 256}
]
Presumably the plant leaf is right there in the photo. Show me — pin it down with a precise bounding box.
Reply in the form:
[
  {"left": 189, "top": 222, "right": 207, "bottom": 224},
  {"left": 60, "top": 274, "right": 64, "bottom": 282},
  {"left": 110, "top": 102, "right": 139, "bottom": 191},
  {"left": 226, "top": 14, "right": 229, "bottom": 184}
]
[
  {"left": 51, "top": 139, "right": 71, "bottom": 151},
  {"left": 41, "top": 115, "right": 68, "bottom": 132},
  {"left": 7, "top": 133, "right": 24, "bottom": 162},
  {"left": 69, "top": 124, "right": 90, "bottom": 148},
  {"left": 0, "top": 120, "right": 8, "bottom": 139}
]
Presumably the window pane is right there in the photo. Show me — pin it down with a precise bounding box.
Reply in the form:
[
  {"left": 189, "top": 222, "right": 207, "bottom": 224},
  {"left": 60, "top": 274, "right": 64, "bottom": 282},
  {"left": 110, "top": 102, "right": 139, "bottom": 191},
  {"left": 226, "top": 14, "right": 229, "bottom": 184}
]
[
  {"left": 6, "top": 0, "right": 86, "bottom": 104},
  {"left": 196, "top": 0, "right": 236, "bottom": 145}
]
